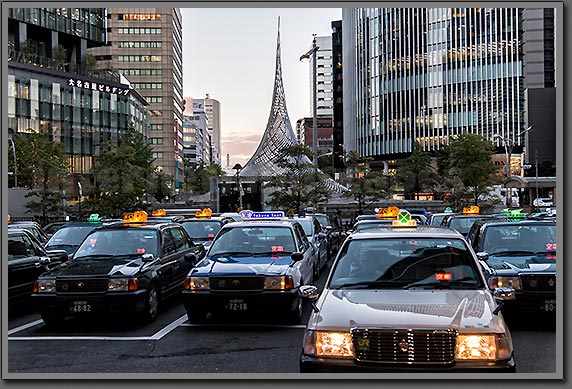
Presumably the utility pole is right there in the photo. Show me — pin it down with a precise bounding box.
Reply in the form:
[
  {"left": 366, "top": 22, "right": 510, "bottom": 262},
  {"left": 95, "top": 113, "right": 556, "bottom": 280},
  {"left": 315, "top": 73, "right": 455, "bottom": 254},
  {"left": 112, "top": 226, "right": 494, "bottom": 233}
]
[{"left": 535, "top": 149, "right": 539, "bottom": 211}]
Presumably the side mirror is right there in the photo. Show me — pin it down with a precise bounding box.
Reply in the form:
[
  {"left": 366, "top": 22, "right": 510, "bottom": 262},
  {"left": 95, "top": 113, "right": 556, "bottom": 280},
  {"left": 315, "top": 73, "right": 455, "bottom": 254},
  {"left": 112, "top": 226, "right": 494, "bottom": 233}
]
[
  {"left": 39, "top": 256, "right": 51, "bottom": 266},
  {"left": 298, "top": 285, "right": 320, "bottom": 313},
  {"left": 184, "top": 252, "right": 198, "bottom": 264},
  {"left": 494, "top": 287, "right": 516, "bottom": 302},
  {"left": 476, "top": 252, "right": 489, "bottom": 261},
  {"left": 142, "top": 253, "right": 155, "bottom": 262},
  {"left": 291, "top": 252, "right": 304, "bottom": 263}
]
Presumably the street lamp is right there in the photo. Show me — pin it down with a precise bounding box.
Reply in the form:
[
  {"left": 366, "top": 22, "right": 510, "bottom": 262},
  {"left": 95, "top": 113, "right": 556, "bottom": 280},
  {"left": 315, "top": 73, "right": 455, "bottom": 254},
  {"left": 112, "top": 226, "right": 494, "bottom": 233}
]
[
  {"left": 300, "top": 35, "right": 319, "bottom": 169},
  {"left": 232, "top": 163, "right": 243, "bottom": 211},
  {"left": 493, "top": 126, "right": 533, "bottom": 207}
]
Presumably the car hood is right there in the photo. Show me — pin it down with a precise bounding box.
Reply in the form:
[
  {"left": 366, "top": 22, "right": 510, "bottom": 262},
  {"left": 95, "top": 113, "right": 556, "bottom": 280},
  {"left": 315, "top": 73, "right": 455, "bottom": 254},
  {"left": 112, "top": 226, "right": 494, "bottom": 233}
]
[
  {"left": 487, "top": 254, "right": 556, "bottom": 274},
  {"left": 191, "top": 254, "right": 293, "bottom": 276},
  {"left": 42, "top": 257, "right": 143, "bottom": 278},
  {"left": 308, "top": 289, "right": 506, "bottom": 333}
]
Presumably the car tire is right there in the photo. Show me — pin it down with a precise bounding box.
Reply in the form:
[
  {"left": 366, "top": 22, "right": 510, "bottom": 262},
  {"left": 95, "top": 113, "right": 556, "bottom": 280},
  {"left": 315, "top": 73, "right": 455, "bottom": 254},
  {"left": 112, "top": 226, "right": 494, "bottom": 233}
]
[
  {"left": 40, "top": 314, "right": 66, "bottom": 327},
  {"left": 186, "top": 307, "right": 207, "bottom": 324},
  {"left": 140, "top": 285, "right": 160, "bottom": 323}
]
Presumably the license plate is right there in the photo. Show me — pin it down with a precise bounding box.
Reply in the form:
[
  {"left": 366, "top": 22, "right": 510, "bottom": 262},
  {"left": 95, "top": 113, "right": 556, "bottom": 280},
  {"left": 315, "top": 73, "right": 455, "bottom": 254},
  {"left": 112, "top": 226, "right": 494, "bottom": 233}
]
[
  {"left": 541, "top": 299, "right": 556, "bottom": 312},
  {"left": 225, "top": 299, "right": 247, "bottom": 311},
  {"left": 70, "top": 301, "right": 92, "bottom": 313}
]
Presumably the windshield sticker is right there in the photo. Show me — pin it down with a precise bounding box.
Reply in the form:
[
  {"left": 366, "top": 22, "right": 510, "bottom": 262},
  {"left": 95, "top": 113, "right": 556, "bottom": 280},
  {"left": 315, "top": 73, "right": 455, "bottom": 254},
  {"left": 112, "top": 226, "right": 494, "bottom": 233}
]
[
  {"left": 137, "top": 248, "right": 145, "bottom": 254},
  {"left": 435, "top": 272, "right": 452, "bottom": 281},
  {"left": 272, "top": 246, "right": 284, "bottom": 252},
  {"left": 208, "top": 234, "right": 215, "bottom": 238},
  {"left": 546, "top": 243, "right": 557, "bottom": 251},
  {"left": 545, "top": 253, "right": 556, "bottom": 260}
]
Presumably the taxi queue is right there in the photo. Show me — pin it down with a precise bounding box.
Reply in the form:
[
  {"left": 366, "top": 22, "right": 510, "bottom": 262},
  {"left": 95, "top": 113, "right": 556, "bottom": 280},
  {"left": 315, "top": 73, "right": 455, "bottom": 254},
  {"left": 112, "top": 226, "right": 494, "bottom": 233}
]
[{"left": 7, "top": 204, "right": 557, "bottom": 372}]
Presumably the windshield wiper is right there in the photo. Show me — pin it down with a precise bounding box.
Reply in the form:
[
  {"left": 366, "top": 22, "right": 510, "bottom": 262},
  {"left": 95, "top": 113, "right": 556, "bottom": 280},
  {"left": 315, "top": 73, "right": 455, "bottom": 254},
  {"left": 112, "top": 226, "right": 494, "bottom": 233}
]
[
  {"left": 48, "top": 244, "right": 76, "bottom": 247},
  {"left": 73, "top": 254, "right": 115, "bottom": 260},
  {"left": 334, "top": 281, "right": 404, "bottom": 290},
  {"left": 488, "top": 250, "right": 536, "bottom": 256},
  {"left": 403, "top": 278, "right": 478, "bottom": 290}
]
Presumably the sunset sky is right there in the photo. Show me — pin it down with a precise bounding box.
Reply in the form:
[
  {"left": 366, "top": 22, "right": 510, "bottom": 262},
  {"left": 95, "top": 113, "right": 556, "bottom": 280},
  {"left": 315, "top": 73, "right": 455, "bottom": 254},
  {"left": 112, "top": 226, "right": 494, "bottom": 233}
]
[{"left": 181, "top": 8, "right": 342, "bottom": 168}]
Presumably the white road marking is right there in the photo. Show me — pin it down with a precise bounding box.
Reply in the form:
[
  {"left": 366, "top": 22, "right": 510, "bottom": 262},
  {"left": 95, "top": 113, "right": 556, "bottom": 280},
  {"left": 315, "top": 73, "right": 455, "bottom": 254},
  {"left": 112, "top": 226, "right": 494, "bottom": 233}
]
[
  {"left": 180, "top": 323, "right": 307, "bottom": 329},
  {"left": 8, "top": 320, "right": 44, "bottom": 335}
]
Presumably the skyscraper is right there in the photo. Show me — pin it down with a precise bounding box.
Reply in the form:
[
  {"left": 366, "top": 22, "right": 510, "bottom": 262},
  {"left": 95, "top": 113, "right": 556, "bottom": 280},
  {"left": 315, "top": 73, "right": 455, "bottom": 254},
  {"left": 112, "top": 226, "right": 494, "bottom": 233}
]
[{"left": 89, "top": 8, "right": 184, "bottom": 189}]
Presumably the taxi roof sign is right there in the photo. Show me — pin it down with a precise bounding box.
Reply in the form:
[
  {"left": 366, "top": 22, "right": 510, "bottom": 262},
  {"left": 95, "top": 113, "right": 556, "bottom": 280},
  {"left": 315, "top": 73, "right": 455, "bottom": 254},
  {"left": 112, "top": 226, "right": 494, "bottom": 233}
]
[
  {"left": 377, "top": 206, "right": 400, "bottom": 220},
  {"left": 502, "top": 208, "right": 525, "bottom": 221},
  {"left": 151, "top": 209, "right": 166, "bottom": 217},
  {"left": 88, "top": 213, "right": 102, "bottom": 222},
  {"left": 195, "top": 208, "right": 213, "bottom": 218},
  {"left": 239, "top": 210, "right": 285, "bottom": 220},
  {"left": 392, "top": 210, "right": 417, "bottom": 227},
  {"left": 123, "top": 210, "right": 148, "bottom": 223},
  {"left": 444, "top": 207, "right": 453, "bottom": 213},
  {"left": 462, "top": 206, "right": 480, "bottom": 215}
]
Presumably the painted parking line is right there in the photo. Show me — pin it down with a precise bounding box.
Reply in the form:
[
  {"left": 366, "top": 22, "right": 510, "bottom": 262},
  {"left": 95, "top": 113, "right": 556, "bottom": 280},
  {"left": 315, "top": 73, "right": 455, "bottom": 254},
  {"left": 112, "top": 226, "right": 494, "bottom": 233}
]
[
  {"left": 8, "top": 315, "right": 188, "bottom": 341},
  {"left": 8, "top": 320, "right": 44, "bottom": 336},
  {"left": 180, "top": 323, "right": 307, "bottom": 329}
]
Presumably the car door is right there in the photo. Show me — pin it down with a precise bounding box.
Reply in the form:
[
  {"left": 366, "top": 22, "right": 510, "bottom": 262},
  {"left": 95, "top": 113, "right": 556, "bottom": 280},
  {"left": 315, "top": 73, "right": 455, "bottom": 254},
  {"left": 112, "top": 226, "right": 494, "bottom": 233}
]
[
  {"left": 292, "top": 224, "right": 314, "bottom": 285},
  {"left": 8, "top": 233, "right": 49, "bottom": 303},
  {"left": 313, "top": 218, "right": 328, "bottom": 267},
  {"left": 169, "top": 226, "right": 203, "bottom": 288}
]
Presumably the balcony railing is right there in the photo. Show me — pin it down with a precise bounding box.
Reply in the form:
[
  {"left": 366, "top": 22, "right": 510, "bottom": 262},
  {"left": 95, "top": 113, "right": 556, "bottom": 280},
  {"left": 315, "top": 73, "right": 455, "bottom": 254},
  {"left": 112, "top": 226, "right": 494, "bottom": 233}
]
[{"left": 8, "top": 49, "right": 120, "bottom": 83}]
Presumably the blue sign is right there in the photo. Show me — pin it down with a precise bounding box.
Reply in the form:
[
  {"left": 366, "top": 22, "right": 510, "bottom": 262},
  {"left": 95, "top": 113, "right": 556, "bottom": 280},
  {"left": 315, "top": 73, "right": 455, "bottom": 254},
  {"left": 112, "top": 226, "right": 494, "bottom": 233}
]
[{"left": 239, "top": 210, "right": 285, "bottom": 219}]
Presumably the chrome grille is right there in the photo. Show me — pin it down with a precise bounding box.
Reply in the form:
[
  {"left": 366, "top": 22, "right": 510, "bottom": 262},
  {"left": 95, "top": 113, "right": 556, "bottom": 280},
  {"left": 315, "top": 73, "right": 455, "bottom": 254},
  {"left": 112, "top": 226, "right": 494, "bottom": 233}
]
[
  {"left": 351, "top": 328, "right": 457, "bottom": 364},
  {"left": 210, "top": 276, "right": 264, "bottom": 291},
  {"left": 520, "top": 274, "right": 556, "bottom": 292},
  {"left": 56, "top": 278, "right": 108, "bottom": 293}
]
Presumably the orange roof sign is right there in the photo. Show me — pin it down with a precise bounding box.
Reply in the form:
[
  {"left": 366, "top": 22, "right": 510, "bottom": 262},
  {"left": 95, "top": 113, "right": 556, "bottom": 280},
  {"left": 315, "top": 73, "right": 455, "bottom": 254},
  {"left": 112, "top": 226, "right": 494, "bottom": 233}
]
[
  {"left": 377, "top": 206, "right": 400, "bottom": 220},
  {"left": 195, "top": 208, "right": 213, "bottom": 218},
  {"left": 123, "top": 210, "right": 148, "bottom": 223},
  {"left": 462, "top": 206, "right": 480, "bottom": 215},
  {"left": 151, "top": 209, "right": 166, "bottom": 217}
]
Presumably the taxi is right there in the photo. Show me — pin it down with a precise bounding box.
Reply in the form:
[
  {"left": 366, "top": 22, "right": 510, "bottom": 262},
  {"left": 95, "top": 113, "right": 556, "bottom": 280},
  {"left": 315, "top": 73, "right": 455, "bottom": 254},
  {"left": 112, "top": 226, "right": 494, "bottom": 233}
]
[
  {"left": 181, "top": 211, "right": 315, "bottom": 324},
  {"left": 289, "top": 214, "right": 329, "bottom": 280},
  {"left": 467, "top": 219, "right": 556, "bottom": 315},
  {"left": 31, "top": 211, "right": 205, "bottom": 326},
  {"left": 299, "top": 210, "right": 516, "bottom": 372},
  {"left": 179, "top": 208, "right": 233, "bottom": 251},
  {"left": 440, "top": 206, "right": 508, "bottom": 238}
]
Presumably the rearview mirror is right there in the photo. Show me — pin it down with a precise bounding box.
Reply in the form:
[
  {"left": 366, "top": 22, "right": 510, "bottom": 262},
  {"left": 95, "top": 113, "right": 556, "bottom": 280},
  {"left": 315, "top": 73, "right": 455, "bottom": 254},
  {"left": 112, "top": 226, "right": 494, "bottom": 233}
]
[
  {"left": 494, "top": 287, "right": 516, "bottom": 302},
  {"left": 291, "top": 252, "right": 304, "bottom": 262},
  {"left": 141, "top": 253, "right": 155, "bottom": 262},
  {"left": 476, "top": 252, "right": 489, "bottom": 261},
  {"left": 184, "top": 252, "right": 198, "bottom": 264}
]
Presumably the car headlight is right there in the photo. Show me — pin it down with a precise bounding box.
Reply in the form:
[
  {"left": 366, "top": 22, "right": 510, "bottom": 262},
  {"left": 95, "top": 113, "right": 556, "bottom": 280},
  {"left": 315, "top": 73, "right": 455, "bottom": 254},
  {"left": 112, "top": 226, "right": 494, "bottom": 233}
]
[
  {"left": 184, "top": 276, "right": 210, "bottom": 290},
  {"left": 33, "top": 279, "right": 56, "bottom": 293},
  {"left": 488, "top": 276, "right": 521, "bottom": 290},
  {"left": 456, "top": 334, "right": 512, "bottom": 360},
  {"left": 303, "top": 330, "right": 354, "bottom": 359},
  {"left": 108, "top": 278, "right": 139, "bottom": 292},
  {"left": 264, "top": 275, "right": 294, "bottom": 290}
]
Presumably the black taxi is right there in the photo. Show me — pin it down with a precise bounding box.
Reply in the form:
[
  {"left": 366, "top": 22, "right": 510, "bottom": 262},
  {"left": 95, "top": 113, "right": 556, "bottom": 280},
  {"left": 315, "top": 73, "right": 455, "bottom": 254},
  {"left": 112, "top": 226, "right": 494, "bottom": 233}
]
[
  {"left": 467, "top": 219, "right": 556, "bottom": 315},
  {"left": 179, "top": 208, "right": 233, "bottom": 251},
  {"left": 181, "top": 210, "right": 316, "bottom": 324},
  {"left": 31, "top": 211, "right": 205, "bottom": 326}
]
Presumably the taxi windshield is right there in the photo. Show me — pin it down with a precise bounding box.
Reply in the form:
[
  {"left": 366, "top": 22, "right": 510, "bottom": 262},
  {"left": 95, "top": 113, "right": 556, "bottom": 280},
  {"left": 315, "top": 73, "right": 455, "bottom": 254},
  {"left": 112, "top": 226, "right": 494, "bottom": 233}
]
[
  {"left": 329, "top": 238, "right": 485, "bottom": 289},
  {"left": 48, "top": 225, "right": 99, "bottom": 245},
  {"left": 209, "top": 226, "right": 296, "bottom": 257},
  {"left": 181, "top": 220, "right": 222, "bottom": 241},
  {"left": 482, "top": 224, "right": 556, "bottom": 264},
  {"left": 295, "top": 219, "right": 313, "bottom": 236},
  {"left": 73, "top": 229, "right": 158, "bottom": 259},
  {"left": 314, "top": 214, "right": 330, "bottom": 228}
]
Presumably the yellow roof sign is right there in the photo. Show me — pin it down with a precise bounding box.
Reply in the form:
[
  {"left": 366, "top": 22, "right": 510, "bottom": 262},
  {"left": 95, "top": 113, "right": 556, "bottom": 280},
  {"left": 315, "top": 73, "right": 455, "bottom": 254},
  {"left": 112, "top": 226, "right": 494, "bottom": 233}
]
[
  {"left": 462, "top": 205, "right": 480, "bottom": 215},
  {"left": 195, "top": 208, "right": 213, "bottom": 218},
  {"left": 151, "top": 209, "right": 166, "bottom": 217},
  {"left": 123, "top": 210, "right": 148, "bottom": 223},
  {"left": 377, "top": 206, "right": 400, "bottom": 220}
]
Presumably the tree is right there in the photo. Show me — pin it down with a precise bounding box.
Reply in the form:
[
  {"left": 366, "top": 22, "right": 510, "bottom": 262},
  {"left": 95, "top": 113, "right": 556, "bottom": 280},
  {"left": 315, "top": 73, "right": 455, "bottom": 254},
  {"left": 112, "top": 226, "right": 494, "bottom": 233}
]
[
  {"left": 53, "top": 44, "right": 68, "bottom": 70},
  {"left": 21, "top": 39, "right": 36, "bottom": 63},
  {"left": 11, "top": 130, "right": 70, "bottom": 224},
  {"left": 447, "top": 133, "right": 501, "bottom": 206},
  {"left": 265, "top": 144, "right": 332, "bottom": 213},
  {"left": 89, "top": 126, "right": 156, "bottom": 217},
  {"left": 395, "top": 142, "right": 437, "bottom": 199},
  {"left": 341, "top": 151, "right": 391, "bottom": 215},
  {"left": 83, "top": 52, "right": 97, "bottom": 75}
]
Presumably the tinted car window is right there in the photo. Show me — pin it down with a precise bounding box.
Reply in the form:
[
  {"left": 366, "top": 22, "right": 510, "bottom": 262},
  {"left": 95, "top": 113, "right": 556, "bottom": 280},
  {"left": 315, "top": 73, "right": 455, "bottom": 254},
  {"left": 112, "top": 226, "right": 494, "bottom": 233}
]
[
  {"left": 47, "top": 225, "right": 99, "bottom": 246},
  {"left": 74, "top": 229, "right": 159, "bottom": 258},
  {"left": 170, "top": 227, "right": 191, "bottom": 251},
  {"left": 482, "top": 224, "right": 556, "bottom": 260},
  {"left": 8, "top": 235, "right": 35, "bottom": 259},
  {"left": 181, "top": 220, "right": 222, "bottom": 240},
  {"left": 296, "top": 219, "right": 314, "bottom": 236},
  {"left": 209, "top": 226, "right": 296, "bottom": 255},
  {"left": 329, "top": 238, "right": 484, "bottom": 288}
]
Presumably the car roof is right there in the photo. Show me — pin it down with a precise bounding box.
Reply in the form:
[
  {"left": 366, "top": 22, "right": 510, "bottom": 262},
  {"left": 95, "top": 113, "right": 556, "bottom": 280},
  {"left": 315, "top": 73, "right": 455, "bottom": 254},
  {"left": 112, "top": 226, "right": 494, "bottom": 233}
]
[
  {"left": 223, "top": 220, "right": 299, "bottom": 229},
  {"left": 179, "top": 216, "right": 224, "bottom": 222},
  {"left": 94, "top": 221, "right": 179, "bottom": 231},
  {"left": 348, "top": 225, "right": 464, "bottom": 240},
  {"left": 474, "top": 219, "right": 556, "bottom": 228}
]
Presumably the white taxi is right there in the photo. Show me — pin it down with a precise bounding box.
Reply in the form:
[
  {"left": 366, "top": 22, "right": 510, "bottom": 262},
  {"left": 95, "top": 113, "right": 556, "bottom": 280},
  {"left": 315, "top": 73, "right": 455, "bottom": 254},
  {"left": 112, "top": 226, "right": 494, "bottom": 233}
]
[{"left": 299, "top": 209, "right": 516, "bottom": 372}]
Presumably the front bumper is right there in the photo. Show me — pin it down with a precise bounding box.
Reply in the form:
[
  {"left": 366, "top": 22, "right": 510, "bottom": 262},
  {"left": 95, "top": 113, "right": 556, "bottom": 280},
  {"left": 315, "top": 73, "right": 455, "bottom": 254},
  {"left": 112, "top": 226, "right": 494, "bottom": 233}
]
[
  {"left": 502, "top": 291, "right": 556, "bottom": 313},
  {"left": 182, "top": 289, "right": 299, "bottom": 314},
  {"left": 31, "top": 290, "right": 148, "bottom": 316},
  {"left": 300, "top": 354, "right": 516, "bottom": 373}
]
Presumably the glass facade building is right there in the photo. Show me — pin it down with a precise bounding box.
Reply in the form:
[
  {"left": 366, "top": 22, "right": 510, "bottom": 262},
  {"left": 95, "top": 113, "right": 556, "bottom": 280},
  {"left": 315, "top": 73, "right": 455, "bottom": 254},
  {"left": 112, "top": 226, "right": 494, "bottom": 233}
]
[
  {"left": 8, "top": 8, "right": 151, "bottom": 189},
  {"left": 343, "top": 8, "right": 528, "bottom": 158}
]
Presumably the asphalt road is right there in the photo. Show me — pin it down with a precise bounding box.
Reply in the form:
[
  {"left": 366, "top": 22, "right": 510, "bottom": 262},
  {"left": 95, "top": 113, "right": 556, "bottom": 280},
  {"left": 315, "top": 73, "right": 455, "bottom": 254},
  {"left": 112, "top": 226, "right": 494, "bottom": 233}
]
[{"left": 7, "top": 260, "right": 557, "bottom": 375}]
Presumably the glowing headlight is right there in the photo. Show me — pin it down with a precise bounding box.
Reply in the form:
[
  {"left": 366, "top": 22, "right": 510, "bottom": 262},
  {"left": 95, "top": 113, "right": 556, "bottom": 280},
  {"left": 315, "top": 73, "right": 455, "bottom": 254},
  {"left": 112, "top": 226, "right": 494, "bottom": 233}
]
[
  {"left": 34, "top": 279, "right": 56, "bottom": 293},
  {"left": 303, "top": 330, "right": 354, "bottom": 358},
  {"left": 488, "top": 276, "right": 521, "bottom": 290},
  {"left": 184, "top": 276, "right": 210, "bottom": 290},
  {"left": 108, "top": 278, "right": 139, "bottom": 292},
  {"left": 264, "top": 275, "right": 294, "bottom": 290},
  {"left": 456, "top": 334, "right": 510, "bottom": 360}
]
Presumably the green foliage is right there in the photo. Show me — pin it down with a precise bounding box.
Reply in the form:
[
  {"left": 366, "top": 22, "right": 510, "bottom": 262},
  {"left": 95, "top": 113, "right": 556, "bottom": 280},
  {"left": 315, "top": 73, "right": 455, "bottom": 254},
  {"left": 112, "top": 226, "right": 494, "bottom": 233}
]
[
  {"left": 21, "top": 39, "right": 36, "bottom": 62},
  {"left": 341, "top": 151, "right": 391, "bottom": 214},
  {"left": 90, "top": 126, "right": 157, "bottom": 217},
  {"left": 184, "top": 162, "right": 224, "bottom": 195},
  {"left": 265, "top": 144, "right": 333, "bottom": 213},
  {"left": 53, "top": 44, "right": 68, "bottom": 65},
  {"left": 11, "top": 130, "right": 70, "bottom": 223},
  {"left": 446, "top": 133, "right": 501, "bottom": 206},
  {"left": 83, "top": 52, "right": 97, "bottom": 73},
  {"left": 395, "top": 142, "right": 437, "bottom": 199}
]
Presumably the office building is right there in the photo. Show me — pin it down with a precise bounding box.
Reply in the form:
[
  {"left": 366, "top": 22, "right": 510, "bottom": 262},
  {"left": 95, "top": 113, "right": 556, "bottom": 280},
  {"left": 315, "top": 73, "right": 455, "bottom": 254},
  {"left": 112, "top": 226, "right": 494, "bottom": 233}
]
[
  {"left": 7, "top": 8, "right": 151, "bottom": 195},
  {"left": 331, "top": 20, "right": 344, "bottom": 174},
  {"left": 194, "top": 95, "right": 221, "bottom": 165},
  {"left": 89, "top": 8, "right": 184, "bottom": 188}
]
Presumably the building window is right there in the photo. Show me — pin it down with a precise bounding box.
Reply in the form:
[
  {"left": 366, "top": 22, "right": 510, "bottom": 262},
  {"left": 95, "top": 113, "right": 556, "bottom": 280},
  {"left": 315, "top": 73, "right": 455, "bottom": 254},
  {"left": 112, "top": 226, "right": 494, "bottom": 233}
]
[
  {"left": 117, "top": 41, "right": 162, "bottom": 48},
  {"left": 118, "top": 69, "right": 163, "bottom": 76},
  {"left": 117, "top": 27, "right": 162, "bottom": 34},
  {"left": 145, "top": 96, "right": 163, "bottom": 103},
  {"left": 120, "top": 13, "right": 162, "bottom": 21},
  {"left": 153, "top": 152, "right": 164, "bottom": 159},
  {"left": 151, "top": 138, "right": 164, "bottom": 145},
  {"left": 132, "top": 83, "right": 163, "bottom": 89},
  {"left": 150, "top": 124, "right": 163, "bottom": 131},
  {"left": 118, "top": 55, "right": 162, "bottom": 62}
]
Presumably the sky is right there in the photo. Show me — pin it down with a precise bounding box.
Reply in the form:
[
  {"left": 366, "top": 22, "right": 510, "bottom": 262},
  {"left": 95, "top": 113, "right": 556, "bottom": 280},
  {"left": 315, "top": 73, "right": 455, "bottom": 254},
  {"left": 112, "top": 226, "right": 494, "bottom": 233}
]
[{"left": 181, "top": 8, "right": 342, "bottom": 168}]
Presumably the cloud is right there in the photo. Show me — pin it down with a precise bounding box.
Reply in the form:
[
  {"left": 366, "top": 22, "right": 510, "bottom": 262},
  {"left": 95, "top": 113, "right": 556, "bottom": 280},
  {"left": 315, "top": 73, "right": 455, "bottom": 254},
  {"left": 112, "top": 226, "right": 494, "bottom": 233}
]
[{"left": 220, "top": 131, "right": 262, "bottom": 166}]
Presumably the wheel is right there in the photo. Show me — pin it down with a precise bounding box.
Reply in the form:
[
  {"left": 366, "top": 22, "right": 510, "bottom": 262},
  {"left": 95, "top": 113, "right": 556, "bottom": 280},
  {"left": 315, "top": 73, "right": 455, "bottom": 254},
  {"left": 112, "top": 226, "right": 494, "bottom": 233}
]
[
  {"left": 40, "top": 314, "right": 66, "bottom": 327},
  {"left": 186, "top": 307, "right": 207, "bottom": 324},
  {"left": 285, "top": 297, "right": 302, "bottom": 324},
  {"left": 140, "top": 285, "right": 160, "bottom": 323}
]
